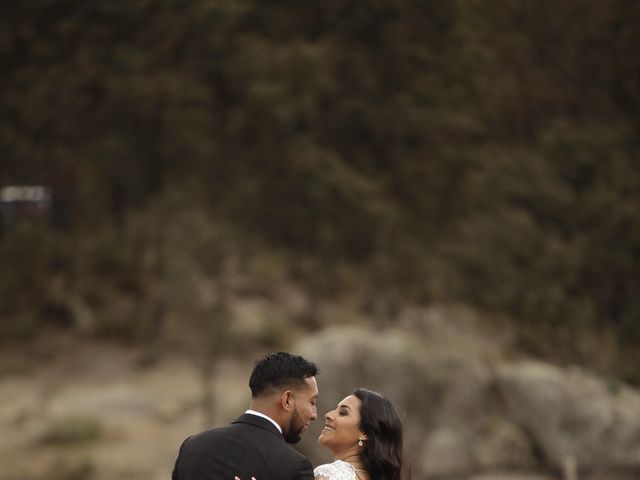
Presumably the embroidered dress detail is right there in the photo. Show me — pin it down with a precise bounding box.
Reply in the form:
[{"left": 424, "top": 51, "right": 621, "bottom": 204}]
[{"left": 313, "top": 460, "right": 358, "bottom": 480}]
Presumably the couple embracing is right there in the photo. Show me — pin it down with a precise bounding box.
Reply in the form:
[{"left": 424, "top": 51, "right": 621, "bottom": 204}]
[{"left": 172, "top": 352, "right": 406, "bottom": 480}]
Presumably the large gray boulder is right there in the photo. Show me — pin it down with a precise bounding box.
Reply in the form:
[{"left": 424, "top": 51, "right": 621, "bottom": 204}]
[
  {"left": 496, "top": 361, "right": 640, "bottom": 471},
  {"left": 294, "top": 317, "right": 536, "bottom": 478}
]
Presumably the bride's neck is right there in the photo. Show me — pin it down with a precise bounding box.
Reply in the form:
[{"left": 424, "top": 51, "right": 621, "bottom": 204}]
[{"left": 334, "top": 448, "right": 363, "bottom": 466}]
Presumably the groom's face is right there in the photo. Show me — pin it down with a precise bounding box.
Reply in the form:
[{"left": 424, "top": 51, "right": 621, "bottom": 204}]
[{"left": 283, "top": 376, "right": 318, "bottom": 444}]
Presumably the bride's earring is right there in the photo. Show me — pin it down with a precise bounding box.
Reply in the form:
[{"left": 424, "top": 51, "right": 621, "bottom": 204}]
[{"left": 358, "top": 439, "right": 364, "bottom": 447}]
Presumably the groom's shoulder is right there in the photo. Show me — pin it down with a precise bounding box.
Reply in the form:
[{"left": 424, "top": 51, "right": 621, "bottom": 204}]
[
  {"left": 182, "top": 421, "right": 238, "bottom": 445},
  {"left": 186, "top": 415, "right": 275, "bottom": 443}
]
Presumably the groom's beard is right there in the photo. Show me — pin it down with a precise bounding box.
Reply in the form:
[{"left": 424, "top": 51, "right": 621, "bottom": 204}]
[{"left": 283, "top": 409, "right": 305, "bottom": 444}]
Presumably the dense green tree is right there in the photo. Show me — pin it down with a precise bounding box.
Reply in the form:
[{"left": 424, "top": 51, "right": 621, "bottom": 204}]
[{"left": 1, "top": 0, "right": 639, "bottom": 381}]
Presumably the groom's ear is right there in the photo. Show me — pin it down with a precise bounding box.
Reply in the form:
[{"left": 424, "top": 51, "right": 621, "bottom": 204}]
[{"left": 281, "top": 390, "right": 294, "bottom": 412}]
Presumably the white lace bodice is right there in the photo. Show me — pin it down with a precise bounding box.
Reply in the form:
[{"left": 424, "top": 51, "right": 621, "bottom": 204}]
[{"left": 313, "top": 460, "right": 358, "bottom": 480}]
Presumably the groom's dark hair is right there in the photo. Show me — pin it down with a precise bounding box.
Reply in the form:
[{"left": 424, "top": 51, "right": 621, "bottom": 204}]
[{"left": 249, "top": 352, "right": 318, "bottom": 398}]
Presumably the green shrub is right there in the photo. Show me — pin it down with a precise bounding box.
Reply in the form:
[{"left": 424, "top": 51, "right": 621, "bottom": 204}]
[{"left": 39, "top": 416, "right": 103, "bottom": 445}]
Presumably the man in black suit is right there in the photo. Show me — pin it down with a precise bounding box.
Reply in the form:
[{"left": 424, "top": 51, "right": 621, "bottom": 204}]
[{"left": 172, "top": 352, "right": 319, "bottom": 480}]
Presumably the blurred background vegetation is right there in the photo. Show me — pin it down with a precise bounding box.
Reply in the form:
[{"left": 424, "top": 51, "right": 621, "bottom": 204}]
[{"left": 1, "top": 0, "right": 639, "bottom": 385}]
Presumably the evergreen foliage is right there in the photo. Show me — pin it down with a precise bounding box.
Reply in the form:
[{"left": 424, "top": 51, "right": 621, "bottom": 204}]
[{"left": 1, "top": 0, "right": 639, "bottom": 381}]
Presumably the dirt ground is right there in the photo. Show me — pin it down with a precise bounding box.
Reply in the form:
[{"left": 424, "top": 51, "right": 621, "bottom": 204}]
[{"left": 0, "top": 331, "right": 251, "bottom": 480}]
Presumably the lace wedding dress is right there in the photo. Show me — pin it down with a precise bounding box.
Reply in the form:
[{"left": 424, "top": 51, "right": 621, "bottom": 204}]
[{"left": 314, "top": 460, "right": 359, "bottom": 480}]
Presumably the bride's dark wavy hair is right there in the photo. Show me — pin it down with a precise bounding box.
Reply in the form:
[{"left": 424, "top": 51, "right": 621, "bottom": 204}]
[{"left": 354, "top": 388, "right": 406, "bottom": 480}]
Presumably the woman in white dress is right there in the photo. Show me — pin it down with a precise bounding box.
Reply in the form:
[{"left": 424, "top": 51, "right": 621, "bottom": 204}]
[{"left": 314, "top": 388, "right": 405, "bottom": 480}]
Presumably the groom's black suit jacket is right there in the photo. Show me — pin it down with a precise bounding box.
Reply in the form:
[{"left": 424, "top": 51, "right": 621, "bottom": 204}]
[{"left": 172, "top": 413, "right": 314, "bottom": 480}]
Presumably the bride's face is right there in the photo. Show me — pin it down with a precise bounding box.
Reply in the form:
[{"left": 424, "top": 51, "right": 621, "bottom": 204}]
[{"left": 318, "top": 395, "right": 366, "bottom": 454}]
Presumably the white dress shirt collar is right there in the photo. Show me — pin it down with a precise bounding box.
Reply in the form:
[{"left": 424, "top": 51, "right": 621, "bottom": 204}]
[{"left": 245, "top": 409, "right": 283, "bottom": 434}]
